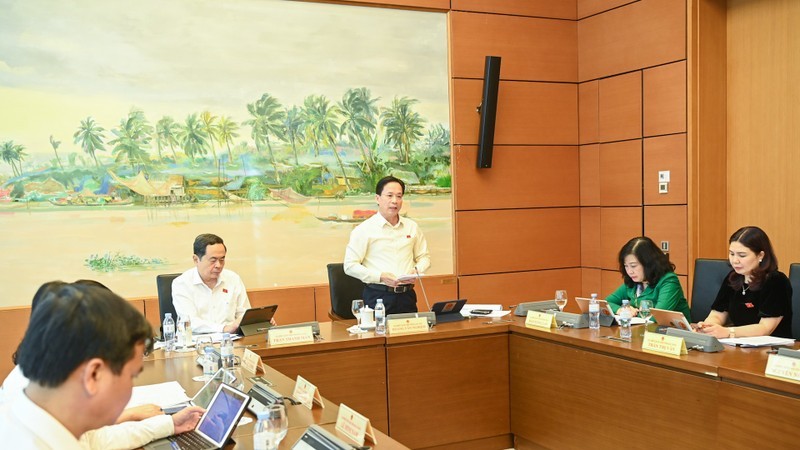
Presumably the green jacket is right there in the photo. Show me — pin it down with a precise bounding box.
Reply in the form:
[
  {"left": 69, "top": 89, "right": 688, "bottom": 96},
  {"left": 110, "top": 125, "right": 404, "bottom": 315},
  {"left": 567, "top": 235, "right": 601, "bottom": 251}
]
[{"left": 606, "top": 272, "right": 692, "bottom": 321}]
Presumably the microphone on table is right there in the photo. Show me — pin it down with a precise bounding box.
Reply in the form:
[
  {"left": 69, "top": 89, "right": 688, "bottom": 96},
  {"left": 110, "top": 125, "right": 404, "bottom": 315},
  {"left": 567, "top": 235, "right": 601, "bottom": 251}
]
[{"left": 414, "top": 266, "right": 432, "bottom": 312}]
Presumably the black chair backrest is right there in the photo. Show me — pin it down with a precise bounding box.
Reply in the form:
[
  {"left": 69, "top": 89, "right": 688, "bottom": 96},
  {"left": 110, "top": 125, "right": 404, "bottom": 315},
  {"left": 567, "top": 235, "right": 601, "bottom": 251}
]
[
  {"left": 789, "top": 263, "right": 800, "bottom": 339},
  {"left": 326, "top": 263, "right": 365, "bottom": 320},
  {"left": 156, "top": 273, "right": 181, "bottom": 333},
  {"left": 691, "top": 258, "right": 731, "bottom": 323}
]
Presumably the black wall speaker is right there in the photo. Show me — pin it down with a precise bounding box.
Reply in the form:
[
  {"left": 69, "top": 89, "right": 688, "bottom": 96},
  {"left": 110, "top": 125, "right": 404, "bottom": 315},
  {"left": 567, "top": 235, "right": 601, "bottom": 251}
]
[{"left": 477, "top": 55, "right": 501, "bottom": 169}]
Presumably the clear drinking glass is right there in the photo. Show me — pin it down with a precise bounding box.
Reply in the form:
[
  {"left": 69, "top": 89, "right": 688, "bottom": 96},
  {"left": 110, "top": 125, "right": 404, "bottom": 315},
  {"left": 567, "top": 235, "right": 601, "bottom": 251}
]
[
  {"left": 639, "top": 299, "right": 653, "bottom": 323},
  {"left": 265, "top": 404, "right": 288, "bottom": 450},
  {"left": 555, "top": 290, "right": 568, "bottom": 312},
  {"left": 352, "top": 299, "right": 365, "bottom": 328}
]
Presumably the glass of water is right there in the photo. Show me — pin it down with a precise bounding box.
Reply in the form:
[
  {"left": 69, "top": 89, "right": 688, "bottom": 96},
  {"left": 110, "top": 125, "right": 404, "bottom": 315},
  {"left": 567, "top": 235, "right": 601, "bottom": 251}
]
[
  {"left": 639, "top": 299, "right": 653, "bottom": 323},
  {"left": 555, "top": 290, "right": 568, "bottom": 312},
  {"left": 351, "top": 299, "right": 365, "bottom": 328}
]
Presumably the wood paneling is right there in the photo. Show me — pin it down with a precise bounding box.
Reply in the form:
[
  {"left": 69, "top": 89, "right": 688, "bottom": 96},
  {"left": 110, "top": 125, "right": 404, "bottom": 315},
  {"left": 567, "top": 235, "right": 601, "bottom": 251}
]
[
  {"left": 645, "top": 205, "right": 688, "bottom": 275},
  {"left": 452, "top": 0, "right": 577, "bottom": 19},
  {"left": 644, "top": 133, "right": 687, "bottom": 205},
  {"left": 718, "top": 382, "right": 800, "bottom": 448},
  {"left": 581, "top": 207, "right": 601, "bottom": 267},
  {"left": 644, "top": 60, "right": 687, "bottom": 137},
  {"left": 248, "top": 286, "right": 317, "bottom": 325},
  {"left": 579, "top": 144, "right": 600, "bottom": 206},
  {"left": 578, "top": 0, "right": 686, "bottom": 81},
  {"left": 727, "top": 0, "right": 800, "bottom": 268},
  {"left": 320, "top": 0, "right": 450, "bottom": 11},
  {"left": 458, "top": 269, "right": 582, "bottom": 306},
  {"left": 142, "top": 297, "right": 160, "bottom": 331},
  {"left": 456, "top": 208, "right": 581, "bottom": 275},
  {"left": 598, "top": 71, "right": 642, "bottom": 143},
  {"left": 581, "top": 267, "right": 602, "bottom": 297},
  {"left": 600, "top": 268, "right": 622, "bottom": 298},
  {"left": 600, "top": 207, "right": 642, "bottom": 270},
  {"left": 577, "top": 0, "right": 637, "bottom": 19},
  {"left": 0, "top": 307, "right": 30, "bottom": 380},
  {"left": 579, "top": 80, "right": 599, "bottom": 144},
  {"left": 599, "top": 139, "right": 643, "bottom": 206},
  {"left": 454, "top": 145, "right": 579, "bottom": 210},
  {"left": 450, "top": 12, "right": 577, "bottom": 81},
  {"left": 314, "top": 285, "right": 331, "bottom": 321},
  {"left": 451, "top": 79, "right": 578, "bottom": 146}
]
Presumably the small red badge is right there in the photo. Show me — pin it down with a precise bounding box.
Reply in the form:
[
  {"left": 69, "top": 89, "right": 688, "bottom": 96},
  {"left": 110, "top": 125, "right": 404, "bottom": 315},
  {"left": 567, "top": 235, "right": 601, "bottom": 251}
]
[
  {"left": 223, "top": 288, "right": 229, "bottom": 293},
  {"left": 406, "top": 235, "right": 411, "bottom": 238},
  {"left": 745, "top": 302, "right": 755, "bottom": 308}
]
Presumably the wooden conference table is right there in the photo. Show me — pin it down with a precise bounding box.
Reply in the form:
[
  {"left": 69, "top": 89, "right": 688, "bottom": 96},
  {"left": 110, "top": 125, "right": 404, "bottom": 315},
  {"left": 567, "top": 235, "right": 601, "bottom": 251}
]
[{"left": 140, "top": 318, "right": 800, "bottom": 450}]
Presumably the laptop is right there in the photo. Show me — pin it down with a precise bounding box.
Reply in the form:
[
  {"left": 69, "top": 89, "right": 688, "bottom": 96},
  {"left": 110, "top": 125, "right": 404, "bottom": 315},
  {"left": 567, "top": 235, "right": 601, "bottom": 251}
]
[
  {"left": 292, "top": 424, "right": 351, "bottom": 450},
  {"left": 430, "top": 299, "right": 467, "bottom": 323},
  {"left": 162, "top": 368, "right": 228, "bottom": 414},
  {"left": 650, "top": 308, "right": 694, "bottom": 332},
  {"left": 237, "top": 305, "right": 278, "bottom": 336},
  {"left": 574, "top": 297, "right": 617, "bottom": 327},
  {"left": 145, "top": 383, "right": 250, "bottom": 450}
]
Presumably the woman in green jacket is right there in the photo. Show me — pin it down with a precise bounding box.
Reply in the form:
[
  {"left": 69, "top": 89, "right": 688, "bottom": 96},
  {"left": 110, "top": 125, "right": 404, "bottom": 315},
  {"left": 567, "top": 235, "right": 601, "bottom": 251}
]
[{"left": 606, "top": 236, "right": 691, "bottom": 321}]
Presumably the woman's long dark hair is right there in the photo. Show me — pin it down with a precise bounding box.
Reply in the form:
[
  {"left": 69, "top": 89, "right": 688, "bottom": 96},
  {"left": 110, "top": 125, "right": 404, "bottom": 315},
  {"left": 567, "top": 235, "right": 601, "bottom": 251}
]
[
  {"left": 728, "top": 226, "right": 778, "bottom": 291},
  {"left": 617, "top": 237, "right": 675, "bottom": 287}
]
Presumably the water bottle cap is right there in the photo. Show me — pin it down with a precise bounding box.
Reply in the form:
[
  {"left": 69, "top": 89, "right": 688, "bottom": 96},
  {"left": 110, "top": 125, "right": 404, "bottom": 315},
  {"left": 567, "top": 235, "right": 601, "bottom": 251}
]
[
  {"left": 376, "top": 298, "right": 383, "bottom": 303},
  {"left": 165, "top": 313, "right": 172, "bottom": 318}
]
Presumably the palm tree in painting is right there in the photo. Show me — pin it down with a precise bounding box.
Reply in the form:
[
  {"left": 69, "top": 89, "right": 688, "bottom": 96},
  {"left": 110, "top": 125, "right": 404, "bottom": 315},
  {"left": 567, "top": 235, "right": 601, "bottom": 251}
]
[
  {"left": 339, "top": 87, "right": 380, "bottom": 174},
  {"left": 1, "top": 141, "right": 25, "bottom": 176},
  {"left": 49, "top": 135, "right": 64, "bottom": 170},
  {"left": 177, "top": 113, "right": 209, "bottom": 163},
  {"left": 245, "top": 93, "right": 286, "bottom": 181},
  {"left": 302, "top": 95, "right": 323, "bottom": 158},
  {"left": 306, "top": 95, "right": 350, "bottom": 190},
  {"left": 109, "top": 109, "right": 153, "bottom": 172},
  {"left": 155, "top": 116, "right": 181, "bottom": 162},
  {"left": 73, "top": 117, "right": 106, "bottom": 167},
  {"left": 381, "top": 96, "right": 425, "bottom": 164},
  {"left": 283, "top": 106, "right": 305, "bottom": 166},
  {"left": 200, "top": 111, "right": 220, "bottom": 163},
  {"left": 216, "top": 116, "right": 240, "bottom": 165}
]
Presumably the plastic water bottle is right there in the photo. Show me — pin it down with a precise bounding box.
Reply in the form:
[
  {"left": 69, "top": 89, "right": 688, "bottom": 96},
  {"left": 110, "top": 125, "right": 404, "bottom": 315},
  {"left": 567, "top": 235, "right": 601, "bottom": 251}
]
[
  {"left": 619, "top": 299, "right": 632, "bottom": 340},
  {"left": 221, "top": 333, "right": 235, "bottom": 368},
  {"left": 253, "top": 410, "right": 270, "bottom": 450},
  {"left": 203, "top": 347, "right": 216, "bottom": 378},
  {"left": 374, "top": 299, "right": 386, "bottom": 335},
  {"left": 178, "top": 314, "right": 192, "bottom": 348},
  {"left": 163, "top": 313, "right": 175, "bottom": 352},
  {"left": 588, "top": 294, "right": 600, "bottom": 330}
]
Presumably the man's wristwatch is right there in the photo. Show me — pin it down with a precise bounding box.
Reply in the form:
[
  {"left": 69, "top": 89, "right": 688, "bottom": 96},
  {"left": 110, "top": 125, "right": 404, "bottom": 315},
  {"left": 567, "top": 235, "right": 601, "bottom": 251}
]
[{"left": 728, "top": 327, "right": 736, "bottom": 339}]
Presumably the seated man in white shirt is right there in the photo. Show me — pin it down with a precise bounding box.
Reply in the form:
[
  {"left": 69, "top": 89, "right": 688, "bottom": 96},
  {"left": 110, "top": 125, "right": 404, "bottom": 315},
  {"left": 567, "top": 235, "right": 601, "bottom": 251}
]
[
  {"left": 0, "top": 280, "right": 203, "bottom": 450},
  {"left": 344, "top": 176, "right": 431, "bottom": 314},
  {"left": 172, "top": 233, "right": 252, "bottom": 334},
  {"left": 0, "top": 283, "right": 192, "bottom": 448}
]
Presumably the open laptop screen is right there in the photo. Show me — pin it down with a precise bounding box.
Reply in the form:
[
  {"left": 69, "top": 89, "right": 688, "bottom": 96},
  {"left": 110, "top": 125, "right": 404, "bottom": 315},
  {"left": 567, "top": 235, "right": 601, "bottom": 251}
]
[{"left": 195, "top": 384, "right": 249, "bottom": 446}]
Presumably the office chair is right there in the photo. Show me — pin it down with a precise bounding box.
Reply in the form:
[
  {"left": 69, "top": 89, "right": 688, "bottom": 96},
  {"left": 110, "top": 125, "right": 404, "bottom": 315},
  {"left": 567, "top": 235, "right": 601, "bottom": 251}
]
[
  {"left": 156, "top": 273, "right": 181, "bottom": 335},
  {"left": 326, "top": 263, "right": 365, "bottom": 321},
  {"left": 690, "top": 258, "right": 731, "bottom": 323},
  {"left": 788, "top": 263, "right": 800, "bottom": 340}
]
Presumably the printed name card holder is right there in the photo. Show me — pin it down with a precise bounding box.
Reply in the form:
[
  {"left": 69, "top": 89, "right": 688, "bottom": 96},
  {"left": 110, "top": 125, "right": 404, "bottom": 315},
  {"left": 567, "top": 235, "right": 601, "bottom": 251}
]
[
  {"left": 293, "top": 375, "right": 325, "bottom": 410},
  {"left": 525, "top": 310, "right": 557, "bottom": 330},
  {"left": 335, "top": 403, "right": 377, "bottom": 447},
  {"left": 766, "top": 348, "right": 800, "bottom": 382},
  {"left": 268, "top": 325, "right": 315, "bottom": 347},
  {"left": 241, "top": 348, "right": 266, "bottom": 374},
  {"left": 642, "top": 331, "right": 688, "bottom": 356},
  {"left": 386, "top": 317, "right": 429, "bottom": 335}
]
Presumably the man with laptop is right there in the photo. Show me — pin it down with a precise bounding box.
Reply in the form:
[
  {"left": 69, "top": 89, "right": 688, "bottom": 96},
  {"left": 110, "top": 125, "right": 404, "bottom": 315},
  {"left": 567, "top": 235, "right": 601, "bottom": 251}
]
[
  {"left": 174, "top": 233, "right": 275, "bottom": 334},
  {"left": 344, "top": 176, "right": 431, "bottom": 314}
]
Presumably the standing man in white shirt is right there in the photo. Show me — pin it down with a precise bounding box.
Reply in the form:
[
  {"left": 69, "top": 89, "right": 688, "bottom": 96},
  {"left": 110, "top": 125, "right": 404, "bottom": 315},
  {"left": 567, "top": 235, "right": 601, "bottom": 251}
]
[
  {"left": 344, "top": 176, "right": 431, "bottom": 314},
  {"left": 172, "top": 233, "right": 252, "bottom": 334}
]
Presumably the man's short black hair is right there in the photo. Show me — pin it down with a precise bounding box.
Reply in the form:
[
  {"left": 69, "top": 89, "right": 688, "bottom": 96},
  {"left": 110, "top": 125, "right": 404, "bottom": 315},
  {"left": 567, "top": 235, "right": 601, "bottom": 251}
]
[
  {"left": 376, "top": 176, "right": 405, "bottom": 196},
  {"left": 17, "top": 283, "right": 154, "bottom": 388},
  {"left": 193, "top": 233, "right": 226, "bottom": 259}
]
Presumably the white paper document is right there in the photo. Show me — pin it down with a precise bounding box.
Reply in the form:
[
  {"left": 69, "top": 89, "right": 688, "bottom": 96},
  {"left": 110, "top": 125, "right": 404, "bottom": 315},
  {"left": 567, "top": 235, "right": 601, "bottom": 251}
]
[
  {"left": 718, "top": 336, "right": 795, "bottom": 347},
  {"left": 397, "top": 273, "right": 423, "bottom": 283},
  {"left": 126, "top": 381, "right": 190, "bottom": 408}
]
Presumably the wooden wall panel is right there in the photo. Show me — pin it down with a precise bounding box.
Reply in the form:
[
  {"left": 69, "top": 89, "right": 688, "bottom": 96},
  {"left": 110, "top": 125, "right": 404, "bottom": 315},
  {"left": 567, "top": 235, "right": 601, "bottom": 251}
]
[
  {"left": 600, "top": 207, "right": 642, "bottom": 270},
  {"left": 579, "top": 81, "right": 599, "bottom": 144},
  {"left": 452, "top": 0, "right": 577, "bottom": 19},
  {"left": 453, "top": 146, "right": 579, "bottom": 210},
  {"left": 581, "top": 207, "right": 601, "bottom": 267},
  {"left": 599, "top": 139, "right": 643, "bottom": 206},
  {"left": 0, "top": 307, "right": 30, "bottom": 380},
  {"left": 578, "top": 0, "right": 686, "bottom": 81},
  {"left": 645, "top": 205, "right": 688, "bottom": 275},
  {"left": 314, "top": 286, "right": 331, "bottom": 321},
  {"left": 322, "top": 0, "right": 450, "bottom": 10},
  {"left": 644, "top": 134, "right": 687, "bottom": 205},
  {"left": 600, "top": 268, "right": 623, "bottom": 298},
  {"left": 644, "top": 60, "right": 687, "bottom": 137},
  {"left": 248, "top": 286, "right": 317, "bottom": 325},
  {"left": 450, "top": 12, "right": 578, "bottom": 81},
  {"left": 578, "top": 0, "right": 637, "bottom": 19},
  {"left": 581, "top": 268, "right": 602, "bottom": 298},
  {"left": 456, "top": 208, "right": 581, "bottom": 275},
  {"left": 142, "top": 297, "right": 160, "bottom": 331},
  {"left": 451, "top": 79, "right": 578, "bottom": 146},
  {"left": 579, "top": 144, "right": 600, "bottom": 206},
  {"left": 458, "top": 269, "right": 582, "bottom": 306},
  {"left": 598, "top": 71, "right": 642, "bottom": 142}
]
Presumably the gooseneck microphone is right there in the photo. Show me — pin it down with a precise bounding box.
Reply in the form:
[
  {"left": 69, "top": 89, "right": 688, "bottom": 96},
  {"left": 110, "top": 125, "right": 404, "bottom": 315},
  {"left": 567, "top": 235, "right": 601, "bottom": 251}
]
[{"left": 414, "top": 266, "right": 432, "bottom": 312}]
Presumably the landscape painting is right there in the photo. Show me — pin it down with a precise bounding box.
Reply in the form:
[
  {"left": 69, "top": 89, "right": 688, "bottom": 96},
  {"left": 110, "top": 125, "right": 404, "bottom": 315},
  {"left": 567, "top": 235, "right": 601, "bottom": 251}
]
[{"left": 0, "top": 0, "right": 452, "bottom": 306}]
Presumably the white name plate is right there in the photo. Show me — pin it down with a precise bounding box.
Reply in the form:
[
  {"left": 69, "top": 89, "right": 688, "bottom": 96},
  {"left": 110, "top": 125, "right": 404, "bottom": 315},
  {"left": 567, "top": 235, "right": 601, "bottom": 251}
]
[
  {"left": 336, "top": 403, "right": 376, "bottom": 446},
  {"left": 387, "top": 317, "right": 429, "bottom": 335},
  {"left": 293, "top": 375, "right": 324, "bottom": 409},
  {"left": 765, "top": 354, "right": 800, "bottom": 382},
  {"left": 642, "top": 331, "right": 687, "bottom": 356},
  {"left": 525, "top": 310, "right": 556, "bottom": 329},
  {"left": 268, "top": 326, "right": 314, "bottom": 347},
  {"left": 241, "top": 348, "right": 265, "bottom": 374}
]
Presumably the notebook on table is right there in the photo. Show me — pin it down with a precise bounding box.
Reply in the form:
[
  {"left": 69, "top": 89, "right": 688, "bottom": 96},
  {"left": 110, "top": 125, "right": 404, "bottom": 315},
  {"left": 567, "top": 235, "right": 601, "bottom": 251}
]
[
  {"left": 431, "top": 299, "right": 467, "bottom": 323},
  {"left": 237, "top": 304, "right": 278, "bottom": 336},
  {"left": 144, "top": 383, "right": 250, "bottom": 450}
]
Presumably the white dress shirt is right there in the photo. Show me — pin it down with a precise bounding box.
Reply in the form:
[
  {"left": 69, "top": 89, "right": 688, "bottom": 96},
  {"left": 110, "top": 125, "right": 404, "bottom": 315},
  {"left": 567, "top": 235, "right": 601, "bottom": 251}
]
[
  {"left": 0, "top": 389, "right": 83, "bottom": 449},
  {"left": 343, "top": 213, "right": 431, "bottom": 284},
  {"left": 0, "top": 365, "right": 175, "bottom": 450},
  {"left": 172, "top": 267, "right": 251, "bottom": 333}
]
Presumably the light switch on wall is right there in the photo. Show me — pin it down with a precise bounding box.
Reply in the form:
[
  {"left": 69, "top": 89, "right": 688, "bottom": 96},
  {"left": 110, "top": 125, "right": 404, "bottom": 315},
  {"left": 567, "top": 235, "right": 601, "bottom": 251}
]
[
  {"left": 659, "top": 182, "right": 669, "bottom": 194},
  {"left": 658, "top": 170, "right": 671, "bottom": 182}
]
